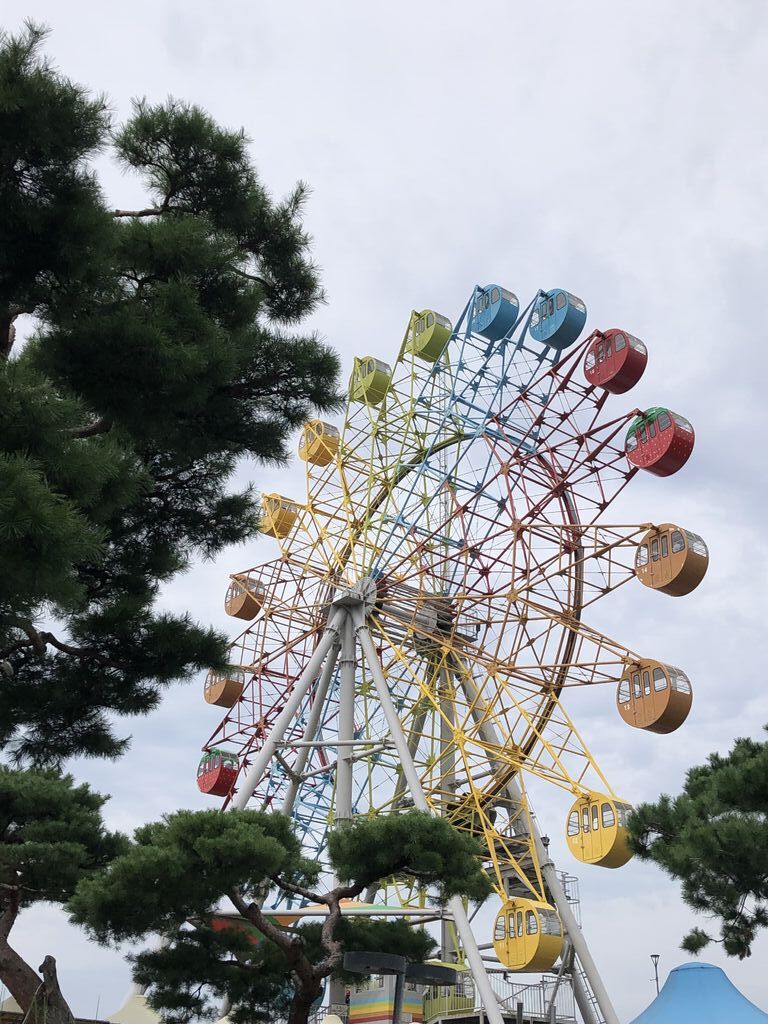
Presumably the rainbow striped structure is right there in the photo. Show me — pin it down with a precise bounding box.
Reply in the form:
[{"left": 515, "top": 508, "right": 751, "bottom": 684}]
[{"left": 349, "top": 975, "right": 423, "bottom": 1023}]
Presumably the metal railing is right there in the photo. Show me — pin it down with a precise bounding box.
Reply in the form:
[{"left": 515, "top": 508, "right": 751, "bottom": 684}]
[
  {"left": 423, "top": 972, "right": 576, "bottom": 1023},
  {"left": 308, "top": 1010, "right": 348, "bottom": 1024}
]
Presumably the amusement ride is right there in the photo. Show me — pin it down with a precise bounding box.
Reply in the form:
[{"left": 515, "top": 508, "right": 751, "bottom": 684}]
[{"left": 196, "top": 284, "right": 708, "bottom": 1024}]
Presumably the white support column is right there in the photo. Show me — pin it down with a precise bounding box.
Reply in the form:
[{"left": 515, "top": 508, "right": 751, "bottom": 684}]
[
  {"left": 334, "top": 613, "right": 356, "bottom": 826},
  {"left": 439, "top": 666, "right": 456, "bottom": 795},
  {"left": 439, "top": 665, "right": 458, "bottom": 963},
  {"left": 352, "top": 609, "right": 505, "bottom": 1024},
  {"left": 392, "top": 703, "right": 427, "bottom": 806},
  {"left": 572, "top": 962, "right": 600, "bottom": 1024},
  {"left": 453, "top": 660, "right": 619, "bottom": 1024},
  {"left": 328, "top": 614, "right": 358, "bottom": 1024},
  {"left": 280, "top": 636, "right": 340, "bottom": 816},
  {"left": 232, "top": 611, "right": 344, "bottom": 811}
]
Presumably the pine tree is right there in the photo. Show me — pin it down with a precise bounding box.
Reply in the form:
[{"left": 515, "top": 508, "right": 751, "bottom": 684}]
[
  {"left": 69, "top": 809, "right": 491, "bottom": 1024},
  {"left": 0, "top": 767, "right": 125, "bottom": 1024},
  {"left": 627, "top": 727, "right": 768, "bottom": 958},
  {"left": 0, "top": 23, "right": 340, "bottom": 764}
]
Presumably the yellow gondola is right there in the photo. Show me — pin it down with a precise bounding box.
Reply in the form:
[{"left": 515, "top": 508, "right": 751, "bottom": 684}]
[
  {"left": 349, "top": 356, "right": 391, "bottom": 406},
  {"left": 298, "top": 419, "right": 340, "bottom": 467},
  {"left": 492, "top": 898, "right": 563, "bottom": 971},
  {"left": 260, "top": 494, "right": 299, "bottom": 539},
  {"left": 566, "top": 792, "right": 633, "bottom": 868},
  {"left": 404, "top": 310, "right": 452, "bottom": 363}
]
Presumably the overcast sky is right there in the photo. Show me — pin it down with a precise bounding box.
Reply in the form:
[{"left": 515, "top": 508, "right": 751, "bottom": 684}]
[{"left": 2, "top": 2, "right": 768, "bottom": 1021}]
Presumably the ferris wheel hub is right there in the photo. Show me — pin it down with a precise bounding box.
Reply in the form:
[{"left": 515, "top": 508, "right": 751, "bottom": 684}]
[{"left": 329, "top": 575, "right": 379, "bottom": 616}]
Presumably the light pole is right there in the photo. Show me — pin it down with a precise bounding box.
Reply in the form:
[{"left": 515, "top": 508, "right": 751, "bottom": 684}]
[{"left": 650, "top": 954, "right": 660, "bottom": 996}]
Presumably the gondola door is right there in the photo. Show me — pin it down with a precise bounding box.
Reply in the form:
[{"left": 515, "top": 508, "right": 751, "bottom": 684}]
[
  {"left": 579, "top": 801, "right": 597, "bottom": 862},
  {"left": 646, "top": 530, "right": 671, "bottom": 591},
  {"left": 629, "top": 668, "right": 642, "bottom": 728}
]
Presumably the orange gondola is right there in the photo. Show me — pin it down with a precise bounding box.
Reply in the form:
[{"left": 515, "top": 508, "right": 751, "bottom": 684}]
[
  {"left": 225, "top": 573, "right": 266, "bottom": 620},
  {"left": 617, "top": 660, "right": 692, "bottom": 734},
  {"left": 635, "top": 524, "right": 708, "bottom": 596},
  {"left": 204, "top": 668, "right": 245, "bottom": 708}
]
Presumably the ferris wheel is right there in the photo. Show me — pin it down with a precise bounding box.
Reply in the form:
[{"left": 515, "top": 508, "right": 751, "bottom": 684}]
[{"left": 196, "top": 285, "right": 708, "bottom": 1024}]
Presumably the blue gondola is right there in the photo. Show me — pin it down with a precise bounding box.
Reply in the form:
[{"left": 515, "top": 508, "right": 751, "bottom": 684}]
[
  {"left": 528, "top": 289, "right": 587, "bottom": 349},
  {"left": 470, "top": 285, "right": 520, "bottom": 341}
]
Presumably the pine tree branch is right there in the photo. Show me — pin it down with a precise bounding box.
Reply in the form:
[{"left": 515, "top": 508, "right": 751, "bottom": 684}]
[
  {"left": 315, "top": 881, "right": 367, "bottom": 978},
  {"left": 266, "top": 875, "right": 367, "bottom": 979},
  {"left": 0, "top": 890, "right": 20, "bottom": 943},
  {"left": 1, "top": 307, "right": 32, "bottom": 361},
  {"left": 112, "top": 208, "right": 162, "bottom": 218},
  {"left": 39, "top": 631, "right": 124, "bottom": 668},
  {"left": 269, "top": 876, "right": 324, "bottom": 904},
  {"left": 0, "top": 883, "right": 48, "bottom": 900},
  {"left": 67, "top": 416, "right": 113, "bottom": 439},
  {"left": 11, "top": 620, "right": 47, "bottom": 658},
  {"left": 2, "top": 621, "right": 124, "bottom": 669},
  {"left": 228, "top": 888, "right": 315, "bottom": 988},
  {"left": 232, "top": 268, "right": 267, "bottom": 287}
]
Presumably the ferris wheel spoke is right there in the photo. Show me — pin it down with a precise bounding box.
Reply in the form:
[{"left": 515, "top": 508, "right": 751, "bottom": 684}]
[
  {"left": 368, "top": 614, "right": 591, "bottom": 810},
  {"left": 362, "top": 619, "right": 547, "bottom": 902},
  {"left": 449, "top": 656, "right": 614, "bottom": 800}
]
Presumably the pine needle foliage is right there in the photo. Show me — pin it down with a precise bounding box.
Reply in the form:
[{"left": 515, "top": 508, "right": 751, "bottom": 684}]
[
  {"left": 627, "top": 727, "right": 768, "bottom": 959},
  {"left": 70, "top": 809, "right": 489, "bottom": 1024},
  {"left": 0, "top": 766, "right": 126, "bottom": 1017},
  {"left": 0, "top": 23, "right": 340, "bottom": 764}
]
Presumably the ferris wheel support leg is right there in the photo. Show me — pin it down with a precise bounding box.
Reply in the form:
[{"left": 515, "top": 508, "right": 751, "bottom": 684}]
[
  {"left": 334, "top": 614, "right": 357, "bottom": 826},
  {"left": 571, "top": 959, "right": 600, "bottom": 1024},
  {"left": 352, "top": 609, "right": 506, "bottom": 1024},
  {"left": 280, "top": 635, "right": 341, "bottom": 817},
  {"left": 392, "top": 703, "right": 428, "bottom": 805},
  {"left": 231, "top": 610, "right": 344, "bottom": 811},
  {"left": 439, "top": 665, "right": 458, "bottom": 962},
  {"left": 452, "top": 661, "right": 619, "bottom": 1024}
]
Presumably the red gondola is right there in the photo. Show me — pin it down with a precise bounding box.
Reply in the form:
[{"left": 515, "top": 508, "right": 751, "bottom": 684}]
[
  {"left": 584, "top": 330, "right": 647, "bottom": 394},
  {"left": 197, "top": 748, "right": 238, "bottom": 797},
  {"left": 625, "top": 407, "right": 695, "bottom": 477}
]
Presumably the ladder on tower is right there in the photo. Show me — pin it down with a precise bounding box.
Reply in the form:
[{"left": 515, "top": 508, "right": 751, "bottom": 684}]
[{"left": 568, "top": 945, "right": 605, "bottom": 1024}]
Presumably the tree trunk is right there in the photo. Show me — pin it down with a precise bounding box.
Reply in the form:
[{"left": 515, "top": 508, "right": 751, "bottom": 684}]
[
  {"left": 21, "top": 956, "right": 75, "bottom": 1024},
  {"left": 0, "top": 938, "right": 44, "bottom": 1011},
  {"left": 286, "top": 980, "right": 323, "bottom": 1024},
  {"left": 0, "top": 312, "right": 14, "bottom": 360}
]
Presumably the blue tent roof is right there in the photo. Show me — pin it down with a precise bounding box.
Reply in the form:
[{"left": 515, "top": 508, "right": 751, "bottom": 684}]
[{"left": 629, "top": 963, "right": 768, "bottom": 1024}]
